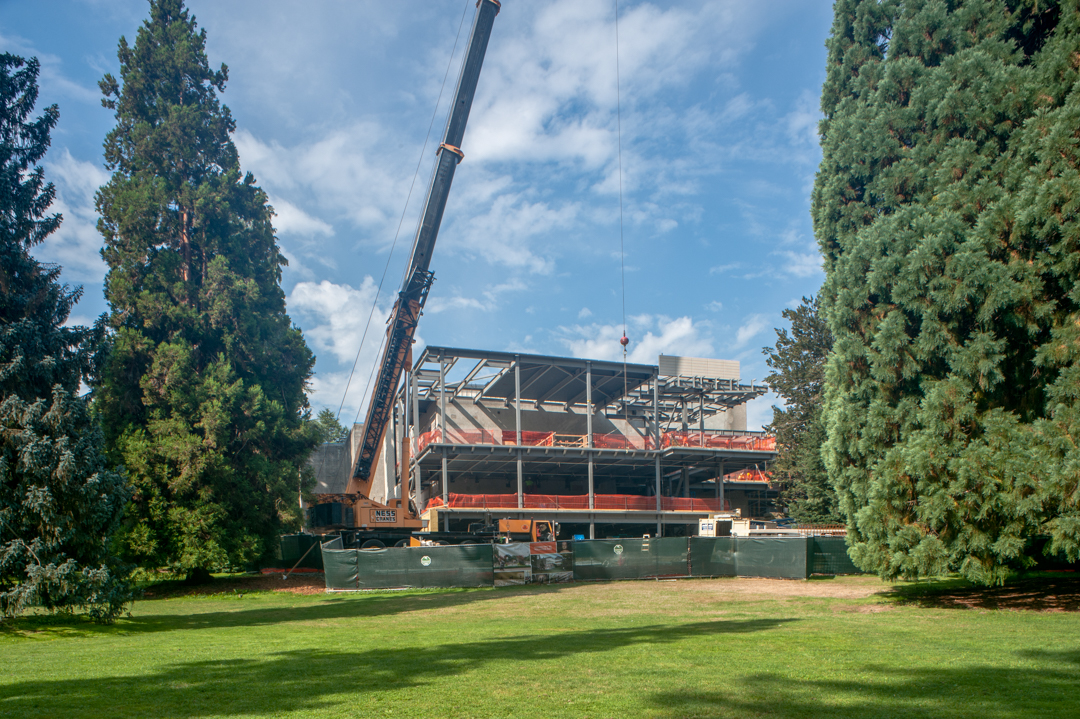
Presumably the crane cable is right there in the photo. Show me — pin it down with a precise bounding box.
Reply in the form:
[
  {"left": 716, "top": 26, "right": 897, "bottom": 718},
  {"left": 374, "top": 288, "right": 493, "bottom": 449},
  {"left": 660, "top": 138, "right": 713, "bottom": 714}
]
[
  {"left": 336, "top": 0, "right": 473, "bottom": 424},
  {"left": 614, "top": 0, "right": 630, "bottom": 424}
]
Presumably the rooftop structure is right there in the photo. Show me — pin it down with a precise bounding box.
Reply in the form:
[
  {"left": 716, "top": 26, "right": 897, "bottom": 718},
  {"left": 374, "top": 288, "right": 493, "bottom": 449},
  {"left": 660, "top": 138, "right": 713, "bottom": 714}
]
[{"left": 310, "top": 346, "right": 778, "bottom": 538}]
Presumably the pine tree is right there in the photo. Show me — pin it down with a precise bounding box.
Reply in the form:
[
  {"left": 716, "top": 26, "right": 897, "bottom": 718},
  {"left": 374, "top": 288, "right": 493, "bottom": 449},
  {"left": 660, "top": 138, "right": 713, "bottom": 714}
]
[
  {"left": 0, "top": 54, "right": 131, "bottom": 621},
  {"left": 762, "top": 296, "right": 839, "bottom": 524},
  {"left": 814, "top": 0, "right": 1080, "bottom": 584},
  {"left": 95, "top": 0, "right": 317, "bottom": 577},
  {"left": 312, "top": 408, "right": 348, "bottom": 444}
]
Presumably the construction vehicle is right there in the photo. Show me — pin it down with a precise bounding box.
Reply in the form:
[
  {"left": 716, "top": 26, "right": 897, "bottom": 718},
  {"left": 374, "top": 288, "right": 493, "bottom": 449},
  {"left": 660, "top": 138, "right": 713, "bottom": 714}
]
[
  {"left": 462, "top": 519, "right": 559, "bottom": 543},
  {"left": 497, "top": 519, "right": 558, "bottom": 543},
  {"left": 310, "top": 0, "right": 503, "bottom": 549}
]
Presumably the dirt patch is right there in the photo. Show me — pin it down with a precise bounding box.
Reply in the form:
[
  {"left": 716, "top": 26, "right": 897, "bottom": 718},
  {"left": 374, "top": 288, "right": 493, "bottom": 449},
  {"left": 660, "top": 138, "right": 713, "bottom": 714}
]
[
  {"left": 670, "top": 575, "right": 888, "bottom": 600},
  {"left": 832, "top": 603, "right": 892, "bottom": 614},
  {"left": 140, "top": 573, "right": 327, "bottom": 599},
  {"left": 888, "top": 575, "right": 1080, "bottom": 612}
]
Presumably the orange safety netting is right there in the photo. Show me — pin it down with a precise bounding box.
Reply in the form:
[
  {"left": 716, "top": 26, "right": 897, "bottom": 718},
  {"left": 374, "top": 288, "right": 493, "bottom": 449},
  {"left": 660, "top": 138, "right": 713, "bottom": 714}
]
[
  {"left": 727, "top": 469, "right": 771, "bottom": 482},
  {"left": 425, "top": 492, "right": 731, "bottom": 513},
  {"left": 662, "top": 432, "right": 777, "bottom": 451},
  {"left": 416, "top": 429, "right": 772, "bottom": 453}
]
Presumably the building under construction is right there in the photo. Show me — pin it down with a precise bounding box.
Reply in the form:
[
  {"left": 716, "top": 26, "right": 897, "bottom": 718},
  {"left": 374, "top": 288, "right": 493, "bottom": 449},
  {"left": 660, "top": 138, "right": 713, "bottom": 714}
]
[{"left": 309, "top": 348, "right": 778, "bottom": 539}]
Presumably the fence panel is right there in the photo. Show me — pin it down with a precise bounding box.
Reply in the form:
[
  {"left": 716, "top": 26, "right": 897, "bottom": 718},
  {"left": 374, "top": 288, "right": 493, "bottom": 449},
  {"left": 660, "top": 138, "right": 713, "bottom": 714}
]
[
  {"left": 572, "top": 538, "right": 689, "bottom": 580},
  {"left": 277, "top": 533, "right": 325, "bottom": 569},
  {"left": 809, "top": 536, "right": 861, "bottom": 575},
  {"left": 321, "top": 545, "right": 359, "bottom": 590},
  {"left": 733, "top": 538, "right": 809, "bottom": 579},
  {"left": 689, "top": 537, "right": 737, "bottom": 576}
]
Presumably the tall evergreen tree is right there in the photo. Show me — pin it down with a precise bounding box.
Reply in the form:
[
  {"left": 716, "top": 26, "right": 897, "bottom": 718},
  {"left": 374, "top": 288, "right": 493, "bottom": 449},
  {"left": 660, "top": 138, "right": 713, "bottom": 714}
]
[
  {"left": 763, "top": 296, "right": 839, "bottom": 524},
  {"left": 0, "top": 54, "right": 131, "bottom": 620},
  {"left": 814, "top": 0, "right": 1080, "bottom": 584},
  {"left": 312, "top": 408, "right": 348, "bottom": 444},
  {"left": 96, "top": 0, "right": 316, "bottom": 577}
]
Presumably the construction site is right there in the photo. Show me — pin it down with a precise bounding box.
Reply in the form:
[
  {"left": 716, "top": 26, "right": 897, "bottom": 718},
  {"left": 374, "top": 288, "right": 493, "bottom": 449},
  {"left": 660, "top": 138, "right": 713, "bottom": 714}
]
[
  {"left": 301, "top": 0, "right": 782, "bottom": 547},
  {"left": 308, "top": 347, "right": 778, "bottom": 540}
]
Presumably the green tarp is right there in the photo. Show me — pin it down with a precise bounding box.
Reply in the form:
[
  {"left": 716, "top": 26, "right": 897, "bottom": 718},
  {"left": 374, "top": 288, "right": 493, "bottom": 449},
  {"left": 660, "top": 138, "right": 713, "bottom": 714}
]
[
  {"left": 275, "top": 533, "right": 324, "bottom": 570},
  {"left": 572, "top": 538, "right": 689, "bottom": 580},
  {"left": 809, "top": 536, "right": 861, "bottom": 575},
  {"left": 689, "top": 537, "right": 737, "bottom": 577},
  {"left": 690, "top": 536, "right": 862, "bottom": 579},
  {"left": 732, "top": 537, "right": 809, "bottom": 579},
  {"left": 320, "top": 535, "right": 862, "bottom": 591},
  {"left": 321, "top": 543, "right": 493, "bottom": 590}
]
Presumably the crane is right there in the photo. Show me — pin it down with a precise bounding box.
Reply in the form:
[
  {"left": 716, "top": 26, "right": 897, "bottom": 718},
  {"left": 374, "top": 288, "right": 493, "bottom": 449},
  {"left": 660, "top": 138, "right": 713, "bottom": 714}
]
[{"left": 342, "top": 0, "right": 501, "bottom": 538}]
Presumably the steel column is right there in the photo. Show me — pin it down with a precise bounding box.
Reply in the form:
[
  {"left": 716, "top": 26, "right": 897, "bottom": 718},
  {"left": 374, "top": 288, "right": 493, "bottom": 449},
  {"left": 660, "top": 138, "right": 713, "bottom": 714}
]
[
  {"left": 653, "top": 372, "right": 661, "bottom": 513},
  {"left": 718, "top": 459, "right": 725, "bottom": 510},
  {"left": 515, "top": 358, "right": 523, "bottom": 509},
  {"left": 587, "top": 361, "right": 594, "bottom": 539},
  {"left": 439, "top": 356, "right": 447, "bottom": 441},
  {"left": 441, "top": 447, "right": 449, "bottom": 528},
  {"left": 411, "top": 365, "right": 420, "bottom": 503}
]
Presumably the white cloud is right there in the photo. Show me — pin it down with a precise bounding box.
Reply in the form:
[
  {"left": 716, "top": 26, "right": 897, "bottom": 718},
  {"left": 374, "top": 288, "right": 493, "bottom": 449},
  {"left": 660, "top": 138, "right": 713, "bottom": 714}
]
[
  {"left": 467, "top": 0, "right": 763, "bottom": 189},
  {"left": 235, "top": 125, "right": 415, "bottom": 236},
  {"left": 36, "top": 150, "right": 109, "bottom": 282},
  {"left": 0, "top": 33, "right": 99, "bottom": 104},
  {"left": 556, "top": 314, "right": 713, "bottom": 364},
  {"left": 705, "top": 300, "right": 723, "bottom": 312},
  {"left": 288, "top": 277, "right": 409, "bottom": 421},
  {"left": 445, "top": 183, "right": 575, "bottom": 274},
  {"left": 425, "top": 277, "right": 528, "bottom": 314},
  {"left": 745, "top": 394, "right": 774, "bottom": 432},
  {"left": 578, "top": 307, "right": 592, "bottom": 319},
  {"left": 778, "top": 249, "right": 822, "bottom": 277},
  {"left": 731, "top": 313, "right": 770, "bottom": 350},
  {"left": 270, "top": 196, "right": 334, "bottom": 238},
  {"left": 288, "top": 278, "right": 391, "bottom": 364}
]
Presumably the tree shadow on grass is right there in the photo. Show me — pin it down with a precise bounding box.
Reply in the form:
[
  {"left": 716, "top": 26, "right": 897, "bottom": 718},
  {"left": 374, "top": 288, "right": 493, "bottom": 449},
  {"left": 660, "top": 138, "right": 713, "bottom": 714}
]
[
  {"left": 648, "top": 650, "right": 1080, "bottom": 718},
  {"left": 0, "top": 618, "right": 794, "bottom": 718},
  {"left": 885, "top": 574, "right": 1080, "bottom": 612},
  {"left": 0, "top": 584, "right": 568, "bottom": 639}
]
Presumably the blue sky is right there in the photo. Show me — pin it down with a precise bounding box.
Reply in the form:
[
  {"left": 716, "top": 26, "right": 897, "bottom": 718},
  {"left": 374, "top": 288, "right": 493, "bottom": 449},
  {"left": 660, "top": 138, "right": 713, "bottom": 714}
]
[{"left": 3, "top": 0, "right": 834, "bottom": 429}]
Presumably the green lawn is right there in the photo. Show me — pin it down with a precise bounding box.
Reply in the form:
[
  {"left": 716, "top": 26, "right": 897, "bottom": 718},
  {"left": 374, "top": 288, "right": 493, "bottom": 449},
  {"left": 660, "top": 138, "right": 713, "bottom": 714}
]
[{"left": 2, "top": 575, "right": 1078, "bottom": 718}]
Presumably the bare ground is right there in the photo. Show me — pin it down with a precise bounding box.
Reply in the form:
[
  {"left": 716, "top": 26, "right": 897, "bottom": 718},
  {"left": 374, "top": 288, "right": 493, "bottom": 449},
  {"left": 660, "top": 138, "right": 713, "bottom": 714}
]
[
  {"left": 140, "top": 572, "right": 327, "bottom": 599},
  {"left": 138, "top": 571, "right": 1080, "bottom": 612}
]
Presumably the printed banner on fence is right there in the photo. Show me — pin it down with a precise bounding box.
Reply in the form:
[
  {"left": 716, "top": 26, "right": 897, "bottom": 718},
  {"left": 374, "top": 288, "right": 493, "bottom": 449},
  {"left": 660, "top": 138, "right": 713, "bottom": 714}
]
[{"left": 494, "top": 541, "right": 574, "bottom": 586}]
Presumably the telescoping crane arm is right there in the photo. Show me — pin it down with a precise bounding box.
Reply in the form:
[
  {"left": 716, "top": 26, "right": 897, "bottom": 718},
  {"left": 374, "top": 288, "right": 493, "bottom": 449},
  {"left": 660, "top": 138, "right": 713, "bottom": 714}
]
[{"left": 349, "top": 0, "right": 501, "bottom": 498}]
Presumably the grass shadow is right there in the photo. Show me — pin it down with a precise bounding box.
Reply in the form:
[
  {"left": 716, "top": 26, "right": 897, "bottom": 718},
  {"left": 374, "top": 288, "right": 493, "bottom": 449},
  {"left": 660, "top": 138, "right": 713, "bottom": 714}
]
[
  {"left": 0, "top": 583, "right": 572, "bottom": 639},
  {"left": 0, "top": 618, "right": 794, "bottom": 718},
  {"left": 885, "top": 573, "right": 1080, "bottom": 612},
  {"left": 648, "top": 653, "right": 1080, "bottom": 718}
]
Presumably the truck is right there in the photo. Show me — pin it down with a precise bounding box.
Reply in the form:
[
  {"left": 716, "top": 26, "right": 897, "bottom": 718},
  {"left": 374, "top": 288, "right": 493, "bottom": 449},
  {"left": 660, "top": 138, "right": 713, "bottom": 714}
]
[{"left": 310, "top": 1, "right": 508, "bottom": 550}]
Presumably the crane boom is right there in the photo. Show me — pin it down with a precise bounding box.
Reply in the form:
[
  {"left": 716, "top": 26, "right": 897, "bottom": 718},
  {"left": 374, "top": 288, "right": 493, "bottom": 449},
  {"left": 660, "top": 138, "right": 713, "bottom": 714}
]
[{"left": 349, "top": 0, "right": 501, "bottom": 496}]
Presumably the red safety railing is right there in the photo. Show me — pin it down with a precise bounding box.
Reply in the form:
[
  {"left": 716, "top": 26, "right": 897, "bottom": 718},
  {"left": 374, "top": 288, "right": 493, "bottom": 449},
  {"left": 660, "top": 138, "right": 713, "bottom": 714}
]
[
  {"left": 662, "top": 432, "right": 776, "bottom": 451},
  {"left": 425, "top": 492, "right": 731, "bottom": 513},
  {"left": 415, "top": 429, "right": 774, "bottom": 453}
]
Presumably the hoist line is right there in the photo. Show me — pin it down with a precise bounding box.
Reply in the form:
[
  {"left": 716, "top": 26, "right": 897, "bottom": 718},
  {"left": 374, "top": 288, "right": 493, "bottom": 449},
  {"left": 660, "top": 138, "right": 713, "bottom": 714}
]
[
  {"left": 336, "top": 0, "right": 473, "bottom": 424},
  {"left": 614, "top": 0, "right": 630, "bottom": 424},
  {"left": 615, "top": 0, "right": 626, "bottom": 341}
]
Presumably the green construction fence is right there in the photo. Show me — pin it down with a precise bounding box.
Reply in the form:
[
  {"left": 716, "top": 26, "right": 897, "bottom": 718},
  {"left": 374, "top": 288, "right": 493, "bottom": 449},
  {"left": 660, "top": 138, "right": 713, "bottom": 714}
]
[
  {"left": 274, "top": 533, "right": 324, "bottom": 570},
  {"left": 572, "top": 538, "right": 690, "bottom": 580},
  {"left": 319, "top": 535, "right": 862, "bottom": 590},
  {"left": 690, "top": 536, "right": 861, "bottom": 579},
  {"left": 322, "top": 543, "right": 494, "bottom": 590},
  {"left": 808, "top": 536, "right": 862, "bottom": 575}
]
